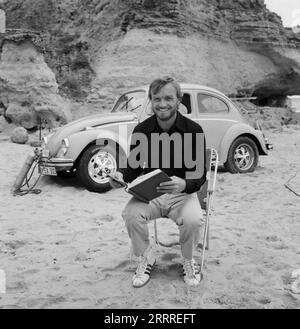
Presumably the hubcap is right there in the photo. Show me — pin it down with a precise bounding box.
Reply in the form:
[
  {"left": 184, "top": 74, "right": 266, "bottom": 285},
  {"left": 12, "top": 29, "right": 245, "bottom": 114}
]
[
  {"left": 88, "top": 151, "right": 117, "bottom": 184},
  {"left": 234, "top": 144, "right": 254, "bottom": 171}
]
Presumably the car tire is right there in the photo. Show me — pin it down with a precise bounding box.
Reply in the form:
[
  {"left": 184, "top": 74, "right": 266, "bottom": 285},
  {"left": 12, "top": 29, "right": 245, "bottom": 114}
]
[
  {"left": 78, "top": 144, "right": 121, "bottom": 193},
  {"left": 224, "top": 136, "right": 259, "bottom": 173}
]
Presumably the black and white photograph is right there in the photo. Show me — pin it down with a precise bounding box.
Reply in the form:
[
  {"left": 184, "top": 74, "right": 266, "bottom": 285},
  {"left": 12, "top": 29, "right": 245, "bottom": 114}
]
[{"left": 0, "top": 0, "right": 299, "bottom": 311}]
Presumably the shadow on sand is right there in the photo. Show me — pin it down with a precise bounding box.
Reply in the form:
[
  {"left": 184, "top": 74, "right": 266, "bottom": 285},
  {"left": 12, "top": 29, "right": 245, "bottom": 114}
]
[{"left": 40, "top": 174, "right": 85, "bottom": 191}]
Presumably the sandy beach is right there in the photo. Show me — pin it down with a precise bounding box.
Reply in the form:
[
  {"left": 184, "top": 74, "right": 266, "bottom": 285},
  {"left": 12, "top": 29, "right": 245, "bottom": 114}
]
[{"left": 0, "top": 126, "right": 299, "bottom": 309}]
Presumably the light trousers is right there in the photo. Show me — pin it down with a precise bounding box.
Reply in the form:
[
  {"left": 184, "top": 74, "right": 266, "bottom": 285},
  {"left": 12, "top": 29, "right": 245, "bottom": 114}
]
[{"left": 122, "top": 192, "right": 204, "bottom": 260}]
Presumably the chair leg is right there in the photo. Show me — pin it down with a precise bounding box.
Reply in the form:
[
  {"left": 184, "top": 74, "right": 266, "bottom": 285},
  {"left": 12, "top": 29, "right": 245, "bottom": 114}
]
[
  {"left": 200, "top": 193, "right": 213, "bottom": 274},
  {"left": 205, "top": 193, "right": 213, "bottom": 250},
  {"left": 206, "top": 220, "right": 210, "bottom": 250},
  {"left": 200, "top": 213, "right": 209, "bottom": 274}
]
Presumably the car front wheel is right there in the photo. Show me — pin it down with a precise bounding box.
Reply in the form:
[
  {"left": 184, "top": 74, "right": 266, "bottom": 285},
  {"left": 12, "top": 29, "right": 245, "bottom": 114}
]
[
  {"left": 224, "top": 137, "right": 259, "bottom": 173},
  {"left": 78, "top": 144, "right": 120, "bottom": 193}
]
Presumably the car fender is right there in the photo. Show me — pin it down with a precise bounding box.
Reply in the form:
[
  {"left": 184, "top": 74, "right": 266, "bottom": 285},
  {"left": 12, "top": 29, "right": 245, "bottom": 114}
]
[
  {"left": 219, "top": 123, "right": 267, "bottom": 163},
  {"left": 65, "top": 128, "right": 130, "bottom": 162}
]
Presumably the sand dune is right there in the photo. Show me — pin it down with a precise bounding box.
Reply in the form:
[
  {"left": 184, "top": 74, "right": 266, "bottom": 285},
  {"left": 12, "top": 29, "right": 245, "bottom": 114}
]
[{"left": 0, "top": 126, "right": 299, "bottom": 309}]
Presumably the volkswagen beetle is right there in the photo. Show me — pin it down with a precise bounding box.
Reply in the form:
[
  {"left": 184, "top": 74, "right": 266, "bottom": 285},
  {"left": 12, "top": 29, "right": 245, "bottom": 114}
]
[{"left": 39, "top": 84, "right": 273, "bottom": 193}]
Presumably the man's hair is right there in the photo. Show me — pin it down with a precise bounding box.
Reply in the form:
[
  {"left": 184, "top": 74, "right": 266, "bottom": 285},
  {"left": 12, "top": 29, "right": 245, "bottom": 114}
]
[{"left": 148, "top": 76, "right": 182, "bottom": 101}]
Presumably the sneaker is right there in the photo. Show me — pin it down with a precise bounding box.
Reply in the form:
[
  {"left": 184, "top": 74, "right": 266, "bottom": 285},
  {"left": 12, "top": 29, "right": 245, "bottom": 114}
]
[
  {"left": 132, "top": 247, "right": 156, "bottom": 288},
  {"left": 182, "top": 258, "right": 202, "bottom": 286}
]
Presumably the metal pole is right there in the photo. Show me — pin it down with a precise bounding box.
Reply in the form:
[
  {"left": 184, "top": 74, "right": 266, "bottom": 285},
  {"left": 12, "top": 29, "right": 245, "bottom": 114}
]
[{"left": 200, "top": 194, "right": 212, "bottom": 275}]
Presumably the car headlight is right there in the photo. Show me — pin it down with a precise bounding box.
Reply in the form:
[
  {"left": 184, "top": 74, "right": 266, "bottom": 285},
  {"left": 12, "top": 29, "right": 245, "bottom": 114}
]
[
  {"left": 57, "top": 138, "right": 70, "bottom": 156},
  {"left": 41, "top": 132, "right": 55, "bottom": 148},
  {"left": 62, "top": 138, "right": 70, "bottom": 148}
]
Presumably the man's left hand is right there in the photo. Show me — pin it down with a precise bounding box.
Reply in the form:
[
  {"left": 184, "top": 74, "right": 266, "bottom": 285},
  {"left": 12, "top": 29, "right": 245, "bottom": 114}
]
[{"left": 156, "top": 176, "right": 186, "bottom": 194}]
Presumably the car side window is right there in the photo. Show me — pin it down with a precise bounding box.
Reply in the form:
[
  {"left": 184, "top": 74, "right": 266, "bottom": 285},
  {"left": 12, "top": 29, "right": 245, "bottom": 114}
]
[{"left": 197, "top": 94, "right": 229, "bottom": 114}]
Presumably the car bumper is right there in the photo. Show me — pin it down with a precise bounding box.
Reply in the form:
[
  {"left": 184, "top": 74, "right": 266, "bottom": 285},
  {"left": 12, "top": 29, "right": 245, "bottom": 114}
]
[
  {"left": 266, "top": 143, "right": 273, "bottom": 151},
  {"left": 38, "top": 157, "right": 74, "bottom": 175}
]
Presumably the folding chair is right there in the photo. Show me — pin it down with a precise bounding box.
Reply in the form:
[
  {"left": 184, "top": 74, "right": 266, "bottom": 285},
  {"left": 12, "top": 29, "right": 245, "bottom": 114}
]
[{"left": 153, "top": 148, "right": 219, "bottom": 277}]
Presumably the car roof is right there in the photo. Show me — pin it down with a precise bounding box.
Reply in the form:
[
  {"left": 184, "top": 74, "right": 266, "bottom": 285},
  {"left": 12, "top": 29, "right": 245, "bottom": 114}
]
[{"left": 126, "top": 83, "right": 227, "bottom": 97}]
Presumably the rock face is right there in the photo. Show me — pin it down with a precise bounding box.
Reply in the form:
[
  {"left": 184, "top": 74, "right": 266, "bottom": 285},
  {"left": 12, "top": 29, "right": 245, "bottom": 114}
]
[
  {"left": 119, "top": 0, "right": 299, "bottom": 46},
  {"left": 0, "top": 38, "right": 72, "bottom": 129},
  {"left": 1, "top": 0, "right": 300, "bottom": 109},
  {"left": 0, "top": 115, "right": 6, "bottom": 132},
  {"left": 91, "top": 0, "right": 300, "bottom": 104}
]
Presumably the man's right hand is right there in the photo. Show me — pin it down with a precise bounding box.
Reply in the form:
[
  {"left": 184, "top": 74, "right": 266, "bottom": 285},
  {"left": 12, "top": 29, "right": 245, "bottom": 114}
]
[{"left": 109, "top": 171, "right": 126, "bottom": 189}]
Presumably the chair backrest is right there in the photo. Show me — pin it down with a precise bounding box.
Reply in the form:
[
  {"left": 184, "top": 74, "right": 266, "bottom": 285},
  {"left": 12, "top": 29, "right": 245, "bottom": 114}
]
[{"left": 197, "top": 148, "right": 218, "bottom": 210}]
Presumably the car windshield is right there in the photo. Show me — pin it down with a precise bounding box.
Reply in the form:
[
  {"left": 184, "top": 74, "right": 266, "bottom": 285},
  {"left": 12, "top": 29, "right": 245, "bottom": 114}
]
[{"left": 111, "top": 91, "right": 146, "bottom": 113}]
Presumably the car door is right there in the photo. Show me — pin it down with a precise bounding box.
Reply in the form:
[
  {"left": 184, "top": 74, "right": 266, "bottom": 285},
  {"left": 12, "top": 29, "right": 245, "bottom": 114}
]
[{"left": 193, "top": 92, "right": 238, "bottom": 153}]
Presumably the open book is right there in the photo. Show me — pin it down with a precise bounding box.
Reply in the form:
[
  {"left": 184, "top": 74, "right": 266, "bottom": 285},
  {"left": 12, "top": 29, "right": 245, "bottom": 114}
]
[{"left": 109, "top": 169, "right": 172, "bottom": 203}]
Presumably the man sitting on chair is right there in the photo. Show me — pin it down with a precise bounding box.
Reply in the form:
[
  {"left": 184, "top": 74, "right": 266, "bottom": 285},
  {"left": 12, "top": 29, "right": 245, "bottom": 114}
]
[{"left": 109, "top": 77, "right": 206, "bottom": 287}]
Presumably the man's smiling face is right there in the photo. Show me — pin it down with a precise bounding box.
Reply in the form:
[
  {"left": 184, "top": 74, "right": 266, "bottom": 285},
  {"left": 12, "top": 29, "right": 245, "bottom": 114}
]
[{"left": 151, "top": 83, "right": 179, "bottom": 122}]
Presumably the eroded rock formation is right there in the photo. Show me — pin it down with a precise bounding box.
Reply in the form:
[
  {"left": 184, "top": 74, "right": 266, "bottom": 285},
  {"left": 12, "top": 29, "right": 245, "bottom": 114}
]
[
  {"left": 1, "top": 0, "right": 300, "bottom": 110},
  {"left": 0, "top": 37, "right": 71, "bottom": 129}
]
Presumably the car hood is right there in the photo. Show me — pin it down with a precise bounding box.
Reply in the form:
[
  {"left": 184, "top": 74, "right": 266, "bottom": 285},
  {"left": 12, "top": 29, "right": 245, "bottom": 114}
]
[{"left": 46, "top": 112, "right": 137, "bottom": 156}]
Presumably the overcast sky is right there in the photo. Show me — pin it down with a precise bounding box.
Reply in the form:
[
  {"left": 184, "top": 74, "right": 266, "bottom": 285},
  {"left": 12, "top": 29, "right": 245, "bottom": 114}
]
[{"left": 264, "top": 0, "right": 300, "bottom": 27}]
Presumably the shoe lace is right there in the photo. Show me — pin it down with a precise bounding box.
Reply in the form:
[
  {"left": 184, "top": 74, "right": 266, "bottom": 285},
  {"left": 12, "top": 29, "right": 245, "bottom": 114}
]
[
  {"left": 135, "top": 256, "right": 148, "bottom": 277},
  {"left": 183, "top": 259, "right": 197, "bottom": 277}
]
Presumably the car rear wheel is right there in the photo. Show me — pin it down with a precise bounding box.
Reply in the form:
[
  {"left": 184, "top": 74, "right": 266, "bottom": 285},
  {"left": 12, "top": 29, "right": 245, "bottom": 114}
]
[
  {"left": 78, "top": 144, "right": 120, "bottom": 193},
  {"left": 224, "top": 137, "right": 259, "bottom": 173}
]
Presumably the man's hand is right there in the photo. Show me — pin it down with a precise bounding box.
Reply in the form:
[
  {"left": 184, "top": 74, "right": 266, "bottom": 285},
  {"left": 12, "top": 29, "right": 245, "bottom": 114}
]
[
  {"left": 156, "top": 176, "right": 186, "bottom": 194},
  {"left": 109, "top": 171, "right": 126, "bottom": 189}
]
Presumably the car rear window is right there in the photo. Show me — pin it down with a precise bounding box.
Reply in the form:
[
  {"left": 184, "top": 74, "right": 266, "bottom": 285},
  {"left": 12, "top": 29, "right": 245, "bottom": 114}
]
[{"left": 197, "top": 94, "right": 229, "bottom": 114}]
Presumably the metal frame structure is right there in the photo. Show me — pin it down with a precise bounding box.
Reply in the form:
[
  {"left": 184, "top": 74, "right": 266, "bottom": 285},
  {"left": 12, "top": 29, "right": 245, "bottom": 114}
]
[{"left": 153, "top": 148, "right": 219, "bottom": 278}]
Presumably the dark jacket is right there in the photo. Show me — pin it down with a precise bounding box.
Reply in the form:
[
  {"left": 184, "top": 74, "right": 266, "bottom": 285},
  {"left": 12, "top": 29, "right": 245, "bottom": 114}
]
[{"left": 121, "top": 111, "right": 206, "bottom": 194}]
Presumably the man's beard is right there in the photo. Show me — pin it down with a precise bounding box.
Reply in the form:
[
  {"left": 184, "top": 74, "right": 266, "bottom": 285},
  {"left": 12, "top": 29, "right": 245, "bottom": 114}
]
[
  {"left": 158, "top": 109, "right": 177, "bottom": 121},
  {"left": 153, "top": 103, "right": 179, "bottom": 121}
]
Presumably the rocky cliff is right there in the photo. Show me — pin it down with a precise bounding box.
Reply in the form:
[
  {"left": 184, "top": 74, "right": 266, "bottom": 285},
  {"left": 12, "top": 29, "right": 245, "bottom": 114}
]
[
  {"left": 0, "top": 30, "right": 71, "bottom": 129},
  {"left": 1, "top": 0, "right": 300, "bottom": 113}
]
